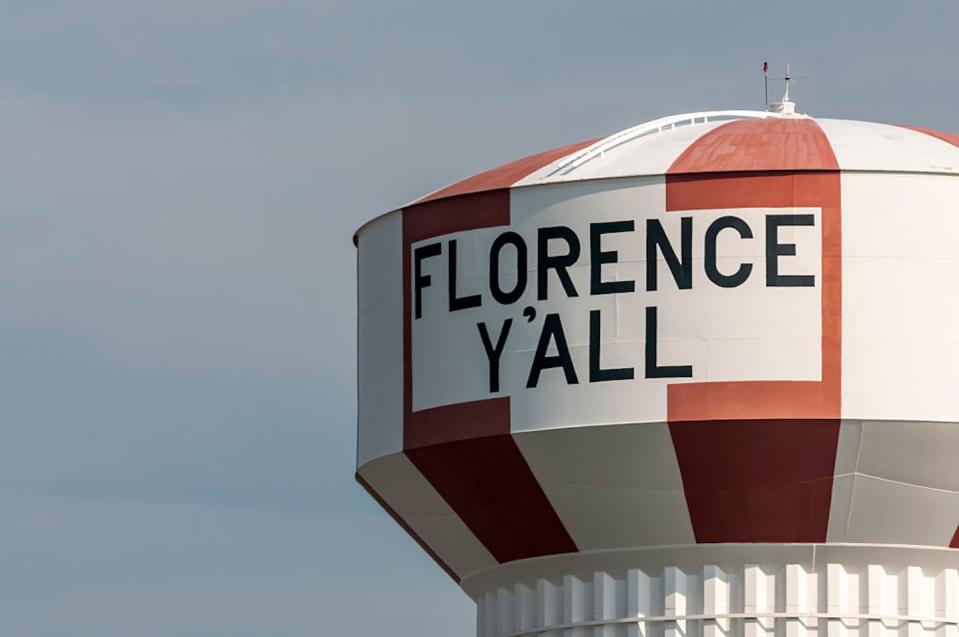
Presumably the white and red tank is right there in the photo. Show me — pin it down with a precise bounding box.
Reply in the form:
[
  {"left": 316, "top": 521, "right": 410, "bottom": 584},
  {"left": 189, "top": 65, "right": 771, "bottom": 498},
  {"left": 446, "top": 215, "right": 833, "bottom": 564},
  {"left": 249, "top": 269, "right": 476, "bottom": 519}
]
[{"left": 354, "top": 106, "right": 959, "bottom": 635}]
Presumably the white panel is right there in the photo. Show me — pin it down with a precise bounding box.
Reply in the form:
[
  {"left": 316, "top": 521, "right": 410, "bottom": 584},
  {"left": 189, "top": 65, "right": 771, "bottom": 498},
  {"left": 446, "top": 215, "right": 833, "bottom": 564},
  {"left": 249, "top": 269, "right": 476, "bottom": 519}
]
[
  {"left": 826, "top": 473, "right": 857, "bottom": 543},
  {"left": 842, "top": 172, "right": 959, "bottom": 422},
  {"left": 817, "top": 119, "right": 959, "bottom": 173},
  {"left": 843, "top": 474, "right": 959, "bottom": 546},
  {"left": 614, "top": 207, "right": 821, "bottom": 383},
  {"left": 827, "top": 420, "right": 863, "bottom": 542},
  {"left": 858, "top": 420, "right": 959, "bottom": 492},
  {"left": 514, "top": 424, "right": 695, "bottom": 548},
  {"left": 409, "top": 178, "right": 824, "bottom": 432},
  {"left": 833, "top": 420, "right": 863, "bottom": 476},
  {"left": 356, "top": 212, "right": 404, "bottom": 467}
]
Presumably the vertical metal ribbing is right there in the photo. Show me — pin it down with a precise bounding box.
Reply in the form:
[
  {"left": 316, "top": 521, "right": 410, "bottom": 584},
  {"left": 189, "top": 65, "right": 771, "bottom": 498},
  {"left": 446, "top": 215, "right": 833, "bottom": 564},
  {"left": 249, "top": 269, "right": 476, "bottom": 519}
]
[
  {"left": 480, "top": 590, "right": 496, "bottom": 637},
  {"left": 785, "top": 564, "right": 817, "bottom": 637},
  {"left": 497, "top": 587, "right": 515, "bottom": 637},
  {"left": 905, "top": 566, "right": 928, "bottom": 637},
  {"left": 593, "top": 571, "right": 619, "bottom": 637},
  {"left": 744, "top": 565, "right": 774, "bottom": 637},
  {"left": 627, "top": 568, "right": 652, "bottom": 637},
  {"left": 826, "top": 563, "right": 856, "bottom": 637},
  {"left": 538, "top": 578, "right": 561, "bottom": 637},
  {"left": 477, "top": 564, "right": 959, "bottom": 637},
  {"left": 936, "top": 569, "right": 958, "bottom": 637},
  {"left": 865, "top": 565, "right": 888, "bottom": 637},
  {"left": 664, "top": 566, "right": 688, "bottom": 637},
  {"left": 515, "top": 583, "right": 535, "bottom": 636},
  {"left": 562, "top": 575, "right": 590, "bottom": 637},
  {"left": 703, "top": 565, "right": 731, "bottom": 637}
]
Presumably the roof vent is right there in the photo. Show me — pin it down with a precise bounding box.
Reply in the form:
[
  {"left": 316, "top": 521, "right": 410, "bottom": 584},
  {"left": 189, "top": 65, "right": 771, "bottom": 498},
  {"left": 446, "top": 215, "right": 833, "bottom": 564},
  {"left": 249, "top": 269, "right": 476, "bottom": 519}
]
[{"left": 770, "top": 98, "right": 796, "bottom": 115}]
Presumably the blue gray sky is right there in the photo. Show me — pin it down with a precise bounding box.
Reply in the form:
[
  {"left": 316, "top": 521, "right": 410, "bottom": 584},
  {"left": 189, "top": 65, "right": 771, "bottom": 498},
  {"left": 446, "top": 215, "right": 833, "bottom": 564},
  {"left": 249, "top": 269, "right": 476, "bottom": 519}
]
[{"left": 1, "top": 1, "right": 956, "bottom": 635}]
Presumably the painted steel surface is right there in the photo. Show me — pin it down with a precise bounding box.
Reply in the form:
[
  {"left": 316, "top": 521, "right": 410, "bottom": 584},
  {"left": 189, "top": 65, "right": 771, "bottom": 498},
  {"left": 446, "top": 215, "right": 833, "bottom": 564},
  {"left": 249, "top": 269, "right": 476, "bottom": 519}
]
[
  {"left": 354, "top": 112, "right": 959, "bottom": 587},
  {"left": 476, "top": 561, "right": 959, "bottom": 637}
]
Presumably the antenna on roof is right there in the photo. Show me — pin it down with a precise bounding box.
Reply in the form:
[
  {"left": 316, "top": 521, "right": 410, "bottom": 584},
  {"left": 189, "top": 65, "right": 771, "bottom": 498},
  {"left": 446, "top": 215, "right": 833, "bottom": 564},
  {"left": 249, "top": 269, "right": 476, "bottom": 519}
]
[
  {"left": 783, "top": 63, "right": 792, "bottom": 103},
  {"left": 768, "top": 63, "right": 807, "bottom": 115},
  {"left": 763, "top": 61, "right": 769, "bottom": 110}
]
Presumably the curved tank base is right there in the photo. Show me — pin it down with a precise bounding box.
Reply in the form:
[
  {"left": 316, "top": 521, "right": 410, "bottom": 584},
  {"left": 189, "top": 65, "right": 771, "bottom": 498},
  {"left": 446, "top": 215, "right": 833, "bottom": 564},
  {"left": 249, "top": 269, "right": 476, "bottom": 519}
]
[{"left": 468, "top": 544, "right": 959, "bottom": 637}]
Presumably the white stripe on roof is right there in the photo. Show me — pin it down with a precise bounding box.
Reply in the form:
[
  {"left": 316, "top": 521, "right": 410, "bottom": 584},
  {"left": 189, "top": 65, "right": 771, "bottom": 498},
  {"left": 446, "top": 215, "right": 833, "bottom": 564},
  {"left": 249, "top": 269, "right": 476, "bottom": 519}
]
[{"left": 815, "top": 118, "right": 959, "bottom": 173}]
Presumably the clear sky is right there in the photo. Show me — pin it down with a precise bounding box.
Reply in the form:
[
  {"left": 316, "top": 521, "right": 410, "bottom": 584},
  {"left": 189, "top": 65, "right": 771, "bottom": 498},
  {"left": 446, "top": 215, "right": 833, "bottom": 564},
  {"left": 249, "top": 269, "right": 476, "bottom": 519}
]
[{"left": 2, "top": 1, "right": 956, "bottom": 635}]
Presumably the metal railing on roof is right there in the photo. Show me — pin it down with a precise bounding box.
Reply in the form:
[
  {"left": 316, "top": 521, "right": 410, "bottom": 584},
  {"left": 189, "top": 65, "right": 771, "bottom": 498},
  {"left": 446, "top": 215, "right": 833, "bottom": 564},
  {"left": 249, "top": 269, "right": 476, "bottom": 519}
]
[{"left": 545, "top": 110, "right": 779, "bottom": 178}]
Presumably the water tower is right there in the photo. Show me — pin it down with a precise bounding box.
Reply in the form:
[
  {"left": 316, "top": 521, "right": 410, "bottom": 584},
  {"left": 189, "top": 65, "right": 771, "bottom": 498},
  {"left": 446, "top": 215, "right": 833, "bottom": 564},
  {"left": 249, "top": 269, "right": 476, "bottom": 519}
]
[{"left": 353, "top": 94, "right": 959, "bottom": 635}]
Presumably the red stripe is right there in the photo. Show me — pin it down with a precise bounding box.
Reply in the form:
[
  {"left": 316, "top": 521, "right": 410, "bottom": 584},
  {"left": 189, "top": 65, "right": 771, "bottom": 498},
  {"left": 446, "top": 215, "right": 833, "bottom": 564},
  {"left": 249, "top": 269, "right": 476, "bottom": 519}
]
[
  {"left": 665, "top": 171, "right": 842, "bottom": 422},
  {"left": 402, "top": 189, "right": 510, "bottom": 440},
  {"left": 405, "top": 398, "right": 509, "bottom": 450},
  {"left": 406, "top": 435, "right": 576, "bottom": 563},
  {"left": 355, "top": 472, "right": 460, "bottom": 581},
  {"left": 950, "top": 525, "right": 959, "bottom": 549},
  {"left": 664, "top": 119, "right": 842, "bottom": 543},
  {"left": 670, "top": 420, "right": 839, "bottom": 543},
  {"left": 669, "top": 118, "right": 839, "bottom": 173},
  {"left": 902, "top": 125, "right": 959, "bottom": 149},
  {"left": 402, "top": 188, "right": 577, "bottom": 564},
  {"left": 417, "top": 138, "right": 599, "bottom": 203},
  {"left": 404, "top": 188, "right": 511, "bottom": 246}
]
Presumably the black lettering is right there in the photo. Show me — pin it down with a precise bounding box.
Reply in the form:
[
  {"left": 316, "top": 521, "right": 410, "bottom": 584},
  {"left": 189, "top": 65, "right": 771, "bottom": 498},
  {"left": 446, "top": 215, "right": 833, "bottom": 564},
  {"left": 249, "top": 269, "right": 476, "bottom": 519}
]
[
  {"left": 477, "top": 319, "right": 513, "bottom": 392},
  {"left": 527, "top": 313, "right": 578, "bottom": 388},
  {"left": 705, "top": 216, "right": 754, "bottom": 288},
  {"left": 645, "top": 306, "right": 692, "bottom": 378},
  {"left": 590, "top": 221, "right": 636, "bottom": 295},
  {"left": 537, "top": 226, "right": 580, "bottom": 300},
  {"left": 646, "top": 218, "right": 692, "bottom": 291},
  {"left": 489, "top": 231, "right": 528, "bottom": 305},
  {"left": 413, "top": 242, "right": 441, "bottom": 319},
  {"left": 589, "top": 309, "right": 634, "bottom": 382},
  {"left": 448, "top": 239, "right": 481, "bottom": 312},
  {"left": 766, "top": 214, "right": 815, "bottom": 287}
]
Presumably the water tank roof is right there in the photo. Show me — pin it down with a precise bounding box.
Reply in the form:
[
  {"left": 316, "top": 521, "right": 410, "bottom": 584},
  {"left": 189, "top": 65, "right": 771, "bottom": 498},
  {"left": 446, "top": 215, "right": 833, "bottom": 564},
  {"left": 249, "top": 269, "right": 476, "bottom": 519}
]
[
  {"left": 353, "top": 110, "right": 959, "bottom": 244},
  {"left": 416, "top": 110, "right": 959, "bottom": 203}
]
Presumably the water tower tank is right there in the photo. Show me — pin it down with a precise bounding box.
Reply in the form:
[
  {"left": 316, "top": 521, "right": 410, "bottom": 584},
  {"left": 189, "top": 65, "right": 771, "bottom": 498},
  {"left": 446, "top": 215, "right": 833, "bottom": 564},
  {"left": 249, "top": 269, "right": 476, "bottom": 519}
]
[{"left": 353, "top": 106, "right": 959, "bottom": 636}]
